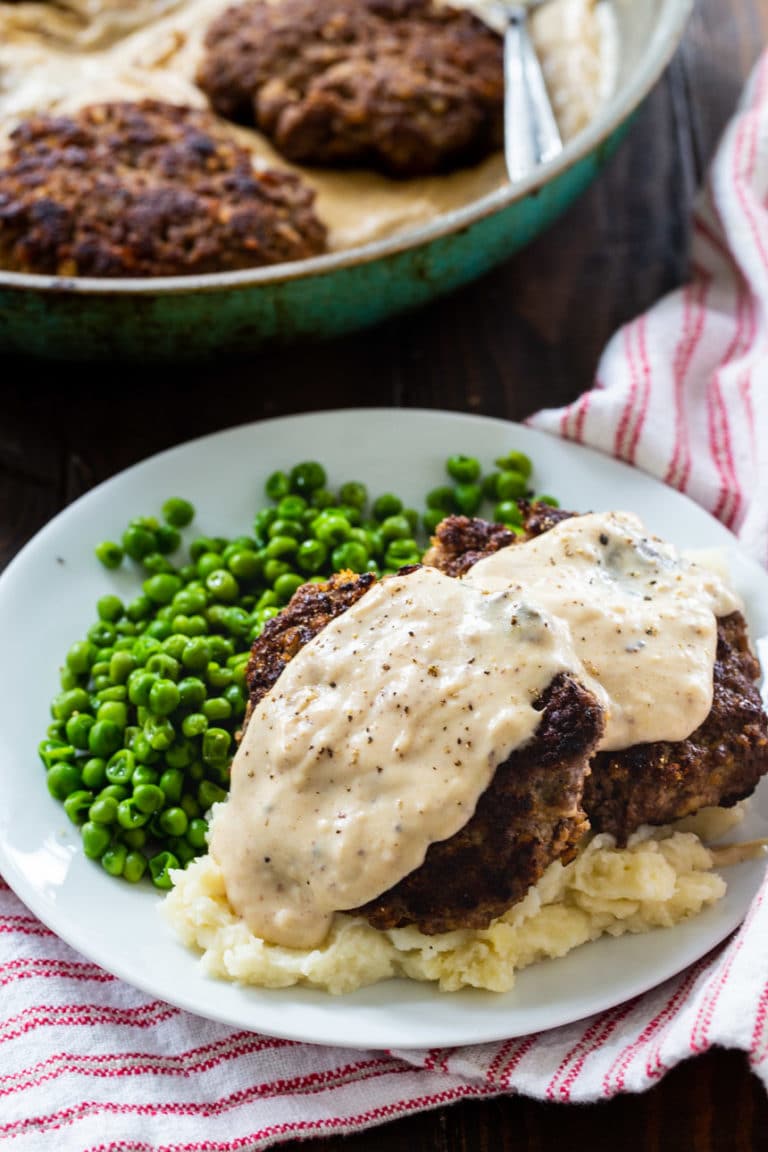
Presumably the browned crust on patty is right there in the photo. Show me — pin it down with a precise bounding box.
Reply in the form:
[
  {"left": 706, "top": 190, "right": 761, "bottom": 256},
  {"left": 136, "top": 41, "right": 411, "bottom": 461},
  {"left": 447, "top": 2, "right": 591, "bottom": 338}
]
[
  {"left": 245, "top": 566, "right": 605, "bottom": 935},
  {"left": 197, "top": 0, "right": 504, "bottom": 177},
  {"left": 427, "top": 511, "right": 768, "bottom": 843},
  {"left": 354, "top": 671, "right": 603, "bottom": 932},
  {"left": 0, "top": 100, "right": 327, "bottom": 276},
  {"left": 585, "top": 610, "right": 768, "bottom": 843}
]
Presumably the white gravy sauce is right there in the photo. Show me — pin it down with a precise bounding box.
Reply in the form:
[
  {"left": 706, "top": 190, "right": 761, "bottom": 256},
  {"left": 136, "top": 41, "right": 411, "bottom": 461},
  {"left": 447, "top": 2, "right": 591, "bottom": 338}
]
[
  {"left": 210, "top": 510, "right": 742, "bottom": 949},
  {"left": 210, "top": 565, "right": 583, "bottom": 948},
  {"left": 465, "top": 511, "right": 741, "bottom": 750}
]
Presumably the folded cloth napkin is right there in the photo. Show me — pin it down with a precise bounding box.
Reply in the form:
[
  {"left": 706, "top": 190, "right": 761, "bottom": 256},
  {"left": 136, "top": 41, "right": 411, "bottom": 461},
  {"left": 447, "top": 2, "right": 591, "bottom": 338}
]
[{"left": 3, "top": 49, "right": 768, "bottom": 1152}]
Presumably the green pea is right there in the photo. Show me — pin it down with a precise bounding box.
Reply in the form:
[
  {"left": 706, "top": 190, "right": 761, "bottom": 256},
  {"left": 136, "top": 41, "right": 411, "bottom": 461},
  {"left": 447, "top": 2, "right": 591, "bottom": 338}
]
[
  {"left": 426, "top": 485, "right": 456, "bottom": 512},
  {"left": 159, "top": 768, "right": 184, "bottom": 804},
  {"left": 312, "top": 514, "right": 350, "bottom": 546},
  {"left": 206, "top": 662, "right": 234, "bottom": 690},
  {"left": 422, "top": 508, "right": 444, "bottom": 535},
  {"left": 126, "top": 595, "right": 153, "bottom": 622},
  {"left": 145, "top": 653, "right": 180, "bottom": 681},
  {"left": 149, "top": 851, "right": 179, "bottom": 890},
  {"left": 453, "top": 482, "right": 483, "bottom": 516},
  {"left": 95, "top": 541, "right": 124, "bottom": 569},
  {"left": 379, "top": 515, "right": 412, "bottom": 542},
  {"left": 495, "top": 470, "right": 528, "bottom": 501},
  {"left": 289, "top": 461, "right": 326, "bottom": 494},
  {"left": 227, "top": 550, "right": 262, "bottom": 581},
  {"left": 97, "top": 594, "right": 124, "bottom": 623},
  {"left": 533, "top": 493, "right": 560, "bottom": 507},
  {"left": 262, "top": 558, "right": 291, "bottom": 584},
  {"left": 372, "top": 493, "right": 403, "bottom": 521},
  {"left": 276, "top": 495, "right": 308, "bottom": 520},
  {"left": 52, "top": 687, "right": 92, "bottom": 721},
  {"left": 144, "top": 717, "right": 175, "bottom": 751},
  {"left": 101, "top": 843, "right": 127, "bottom": 877},
  {"left": 58, "top": 667, "right": 80, "bottom": 691},
  {"left": 89, "top": 794, "right": 119, "bottom": 825},
  {"left": 143, "top": 572, "right": 182, "bottom": 605},
  {"left": 96, "top": 700, "right": 127, "bottom": 729},
  {"left": 109, "top": 650, "right": 136, "bottom": 684},
  {"left": 132, "top": 635, "right": 162, "bottom": 664},
  {"left": 38, "top": 737, "right": 76, "bottom": 770},
  {"left": 202, "top": 697, "right": 231, "bottom": 722},
  {"left": 81, "top": 821, "right": 111, "bottom": 859},
  {"left": 165, "top": 739, "right": 194, "bottom": 770},
  {"left": 115, "top": 798, "right": 148, "bottom": 831},
  {"left": 66, "top": 640, "right": 96, "bottom": 676},
  {"left": 173, "top": 585, "right": 208, "bottom": 615},
  {"left": 221, "top": 606, "right": 250, "bottom": 640},
  {"left": 177, "top": 676, "right": 206, "bottom": 710},
  {"left": 128, "top": 671, "right": 156, "bottom": 707},
  {"left": 494, "top": 501, "right": 526, "bottom": 526},
  {"left": 267, "top": 517, "right": 304, "bottom": 541},
  {"left": 152, "top": 525, "right": 181, "bottom": 555},
  {"left": 148, "top": 678, "right": 180, "bottom": 717},
  {"left": 198, "top": 779, "right": 227, "bottom": 810},
  {"left": 181, "top": 637, "right": 210, "bottom": 673},
  {"left": 123, "top": 851, "right": 148, "bottom": 883},
  {"left": 65, "top": 712, "right": 96, "bottom": 750},
  {"left": 273, "top": 573, "right": 304, "bottom": 603},
  {"left": 106, "top": 749, "right": 135, "bottom": 786},
  {"left": 495, "top": 450, "right": 533, "bottom": 480},
  {"left": 134, "top": 784, "right": 165, "bottom": 814},
  {"left": 223, "top": 683, "right": 246, "bottom": 719},
  {"left": 99, "top": 784, "right": 129, "bottom": 803},
  {"left": 202, "top": 728, "right": 231, "bottom": 764},
  {"left": 161, "top": 497, "right": 195, "bottom": 527},
  {"left": 172, "top": 614, "right": 207, "bottom": 637},
  {"left": 81, "top": 757, "right": 107, "bottom": 789},
  {"left": 122, "top": 524, "right": 156, "bottom": 562},
  {"left": 47, "top": 762, "right": 82, "bottom": 801},
  {"left": 264, "top": 535, "right": 298, "bottom": 560},
  {"left": 88, "top": 720, "right": 123, "bottom": 758},
  {"left": 265, "top": 470, "right": 290, "bottom": 501},
  {"left": 446, "top": 454, "right": 481, "bottom": 483},
  {"left": 145, "top": 620, "right": 172, "bottom": 641},
  {"left": 159, "top": 807, "right": 188, "bottom": 837},
  {"left": 296, "top": 538, "right": 327, "bottom": 573},
  {"left": 205, "top": 569, "right": 240, "bottom": 602},
  {"left": 386, "top": 538, "right": 420, "bottom": 562},
  {"left": 123, "top": 828, "right": 147, "bottom": 850},
  {"left": 331, "top": 541, "right": 368, "bottom": 572},
  {"left": 63, "top": 790, "right": 93, "bottom": 825},
  {"left": 187, "top": 818, "right": 209, "bottom": 850},
  {"left": 132, "top": 765, "right": 158, "bottom": 788}
]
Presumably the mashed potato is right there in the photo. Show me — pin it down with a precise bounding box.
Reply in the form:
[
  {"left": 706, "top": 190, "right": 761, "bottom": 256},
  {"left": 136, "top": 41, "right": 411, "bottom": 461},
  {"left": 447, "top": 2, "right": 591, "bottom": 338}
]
[{"left": 163, "top": 808, "right": 743, "bottom": 995}]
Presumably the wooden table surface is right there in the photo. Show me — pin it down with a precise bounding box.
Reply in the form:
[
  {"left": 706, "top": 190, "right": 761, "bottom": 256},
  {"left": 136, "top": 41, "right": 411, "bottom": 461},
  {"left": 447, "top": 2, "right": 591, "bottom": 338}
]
[{"left": 2, "top": 0, "right": 768, "bottom": 1147}]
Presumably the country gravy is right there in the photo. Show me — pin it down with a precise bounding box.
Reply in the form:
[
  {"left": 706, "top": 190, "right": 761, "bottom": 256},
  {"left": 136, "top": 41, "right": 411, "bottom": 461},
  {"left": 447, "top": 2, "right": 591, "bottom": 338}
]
[{"left": 210, "top": 511, "right": 741, "bottom": 949}]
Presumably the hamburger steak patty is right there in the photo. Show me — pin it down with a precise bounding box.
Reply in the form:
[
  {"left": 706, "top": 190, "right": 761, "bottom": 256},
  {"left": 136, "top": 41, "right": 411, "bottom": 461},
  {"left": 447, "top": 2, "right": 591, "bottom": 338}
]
[
  {"left": 427, "top": 513, "right": 768, "bottom": 843},
  {"left": 197, "top": 0, "right": 504, "bottom": 177},
  {"left": 245, "top": 569, "right": 605, "bottom": 935},
  {"left": 0, "top": 100, "right": 327, "bottom": 277}
]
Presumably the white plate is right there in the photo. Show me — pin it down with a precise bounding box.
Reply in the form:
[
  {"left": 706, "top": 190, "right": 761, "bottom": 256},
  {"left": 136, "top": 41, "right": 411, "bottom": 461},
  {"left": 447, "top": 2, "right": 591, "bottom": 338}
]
[{"left": 0, "top": 408, "right": 766, "bottom": 1050}]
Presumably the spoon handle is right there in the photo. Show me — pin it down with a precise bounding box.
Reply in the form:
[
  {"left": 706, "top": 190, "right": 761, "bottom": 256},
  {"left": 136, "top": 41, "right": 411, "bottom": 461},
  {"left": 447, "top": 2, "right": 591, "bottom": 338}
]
[{"left": 503, "top": 4, "right": 563, "bottom": 183}]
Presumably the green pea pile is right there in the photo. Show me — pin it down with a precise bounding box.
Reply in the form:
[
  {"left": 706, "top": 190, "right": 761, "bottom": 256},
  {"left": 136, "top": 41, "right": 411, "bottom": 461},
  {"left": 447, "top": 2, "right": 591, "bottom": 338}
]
[{"left": 39, "top": 451, "right": 556, "bottom": 889}]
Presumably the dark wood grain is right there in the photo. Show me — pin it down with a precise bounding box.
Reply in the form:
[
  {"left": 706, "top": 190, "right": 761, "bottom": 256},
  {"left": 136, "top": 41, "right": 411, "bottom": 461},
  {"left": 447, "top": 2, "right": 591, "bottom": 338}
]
[{"left": 1, "top": 0, "right": 766, "bottom": 1146}]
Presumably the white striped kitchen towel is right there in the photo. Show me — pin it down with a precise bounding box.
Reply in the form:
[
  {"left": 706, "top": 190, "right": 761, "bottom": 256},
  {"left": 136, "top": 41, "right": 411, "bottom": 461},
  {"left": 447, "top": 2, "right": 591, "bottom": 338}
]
[{"left": 1, "top": 44, "right": 768, "bottom": 1152}]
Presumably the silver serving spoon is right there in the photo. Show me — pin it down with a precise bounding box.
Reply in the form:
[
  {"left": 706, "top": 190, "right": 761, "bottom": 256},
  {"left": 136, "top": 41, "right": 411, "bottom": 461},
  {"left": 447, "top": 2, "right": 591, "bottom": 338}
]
[{"left": 501, "top": 0, "right": 563, "bottom": 183}]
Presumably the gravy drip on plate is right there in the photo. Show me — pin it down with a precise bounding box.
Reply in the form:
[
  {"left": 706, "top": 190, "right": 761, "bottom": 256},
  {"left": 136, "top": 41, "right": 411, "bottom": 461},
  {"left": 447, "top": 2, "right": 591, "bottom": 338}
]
[
  {"left": 210, "top": 511, "right": 741, "bottom": 949},
  {"left": 465, "top": 510, "right": 741, "bottom": 751},
  {"left": 210, "top": 566, "right": 583, "bottom": 948}
]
